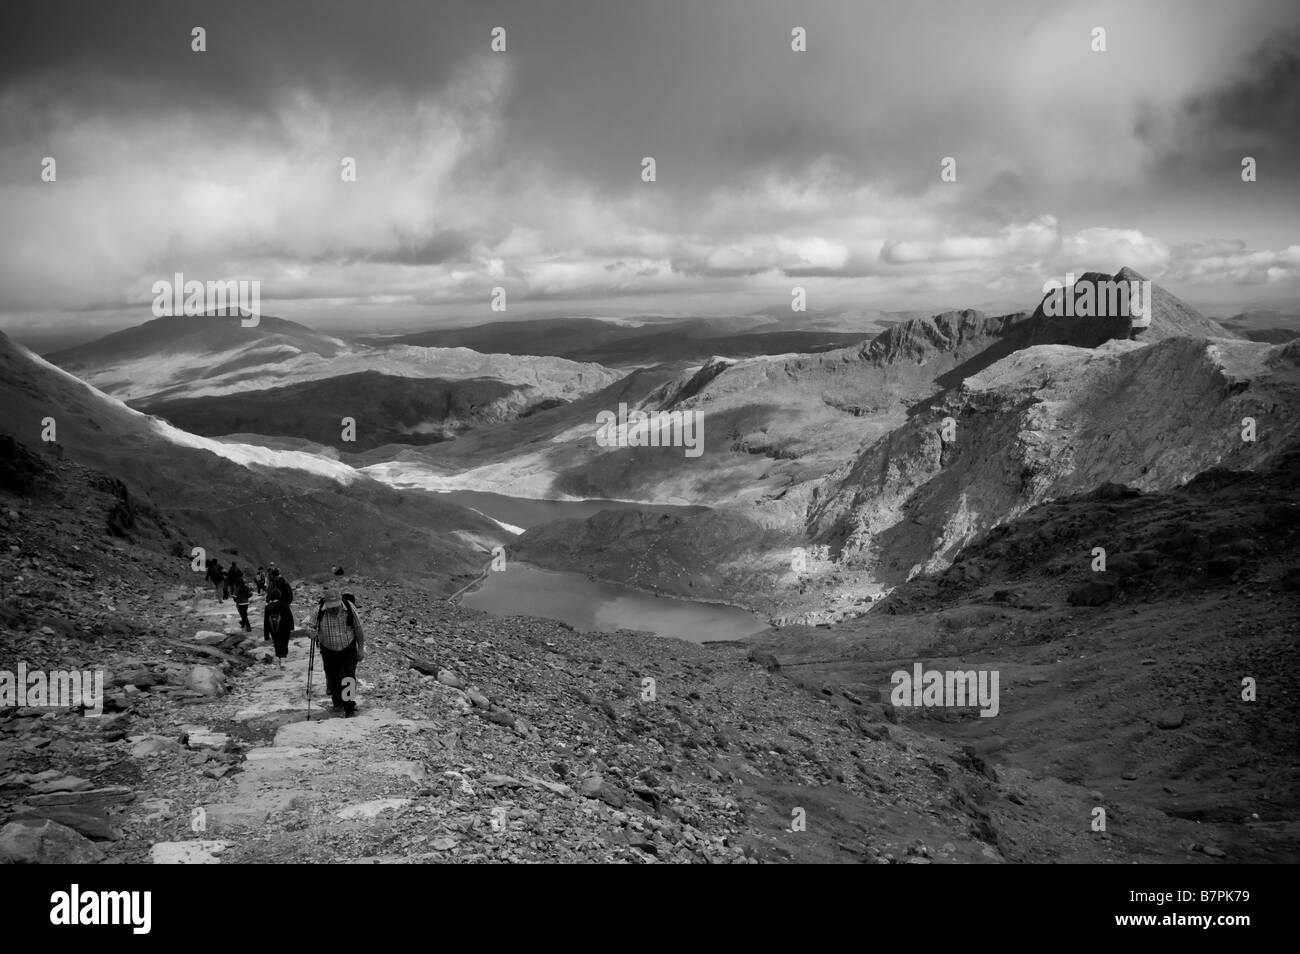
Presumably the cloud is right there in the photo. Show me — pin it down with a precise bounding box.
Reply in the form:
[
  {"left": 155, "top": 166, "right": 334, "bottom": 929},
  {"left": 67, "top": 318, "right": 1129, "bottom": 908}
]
[
  {"left": 2, "top": 0, "right": 1299, "bottom": 324},
  {"left": 1059, "top": 228, "right": 1171, "bottom": 273},
  {"left": 881, "top": 217, "right": 1061, "bottom": 265}
]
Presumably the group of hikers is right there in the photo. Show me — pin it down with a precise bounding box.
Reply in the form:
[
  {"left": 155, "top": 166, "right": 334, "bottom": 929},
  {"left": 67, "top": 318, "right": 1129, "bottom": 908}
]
[{"left": 201, "top": 559, "right": 363, "bottom": 717}]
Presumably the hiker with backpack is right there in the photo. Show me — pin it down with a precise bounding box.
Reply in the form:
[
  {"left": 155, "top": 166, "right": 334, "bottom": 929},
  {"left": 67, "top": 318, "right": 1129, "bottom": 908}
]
[
  {"left": 254, "top": 566, "right": 267, "bottom": 595},
  {"left": 312, "top": 587, "right": 365, "bottom": 717},
  {"left": 233, "top": 575, "right": 253, "bottom": 631},
  {"left": 263, "top": 565, "right": 294, "bottom": 670},
  {"left": 205, "top": 559, "right": 225, "bottom": 601},
  {"left": 224, "top": 562, "right": 244, "bottom": 601}
]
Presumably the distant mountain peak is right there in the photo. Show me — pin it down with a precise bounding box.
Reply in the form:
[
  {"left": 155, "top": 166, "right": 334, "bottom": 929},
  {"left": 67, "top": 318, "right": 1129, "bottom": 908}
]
[{"left": 1026, "top": 267, "right": 1231, "bottom": 346}]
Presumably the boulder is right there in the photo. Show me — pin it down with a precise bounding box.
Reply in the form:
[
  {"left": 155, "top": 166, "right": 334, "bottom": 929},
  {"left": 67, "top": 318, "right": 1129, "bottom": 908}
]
[
  {"left": 185, "top": 665, "right": 226, "bottom": 697},
  {"left": 1156, "top": 708, "right": 1185, "bottom": 729},
  {"left": 131, "top": 735, "right": 183, "bottom": 758},
  {"left": 13, "top": 805, "right": 122, "bottom": 841},
  {"left": 26, "top": 785, "right": 134, "bottom": 808},
  {"left": 0, "top": 818, "right": 106, "bottom": 864},
  {"left": 580, "top": 775, "right": 628, "bottom": 809},
  {"left": 436, "top": 669, "right": 466, "bottom": 689},
  {"left": 193, "top": 630, "right": 227, "bottom": 646},
  {"left": 30, "top": 775, "right": 92, "bottom": 795},
  {"left": 747, "top": 649, "right": 780, "bottom": 671}
]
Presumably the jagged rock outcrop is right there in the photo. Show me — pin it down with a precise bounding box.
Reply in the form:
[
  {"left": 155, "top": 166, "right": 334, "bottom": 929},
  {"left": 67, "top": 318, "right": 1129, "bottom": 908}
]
[{"left": 809, "top": 337, "right": 1300, "bottom": 584}]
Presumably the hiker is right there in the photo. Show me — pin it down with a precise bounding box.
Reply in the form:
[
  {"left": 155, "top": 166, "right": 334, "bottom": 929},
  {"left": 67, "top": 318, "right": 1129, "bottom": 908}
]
[
  {"left": 224, "top": 562, "right": 244, "bottom": 601},
  {"left": 254, "top": 566, "right": 266, "bottom": 595},
  {"left": 205, "top": 559, "right": 225, "bottom": 601},
  {"left": 233, "top": 575, "right": 253, "bottom": 631},
  {"left": 312, "top": 586, "right": 365, "bottom": 717},
  {"left": 263, "top": 565, "right": 294, "bottom": 669}
]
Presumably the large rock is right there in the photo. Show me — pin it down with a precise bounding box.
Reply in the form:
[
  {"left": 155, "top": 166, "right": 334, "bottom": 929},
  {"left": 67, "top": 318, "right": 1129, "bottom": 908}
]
[
  {"left": 436, "top": 669, "right": 466, "bottom": 689},
  {"left": 26, "top": 785, "right": 134, "bottom": 808},
  {"left": 186, "top": 665, "right": 226, "bottom": 697},
  {"left": 1156, "top": 708, "right": 1185, "bottom": 729},
  {"left": 0, "top": 818, "right": 106, "bottom": 864},
  {"left": 193, "top": 630, "right": 228, "bottom": 646},
  {"left": 13, "top": 805, "right": 122, "bottom": 842},
  {"left": 30, "top": 775, "right": 92, "bottom": 794},
  {"left": 131, "top": 735, "right": 182, "bottom": 758},
  {"left": 580, "top": 775, "right": 628, "bottom": 809}
]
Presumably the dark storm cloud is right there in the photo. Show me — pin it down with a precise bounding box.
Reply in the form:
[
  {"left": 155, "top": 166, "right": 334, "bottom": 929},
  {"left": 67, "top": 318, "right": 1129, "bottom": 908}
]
[
  {"left": 1141, "top": 29, "right": 1300, "bottom": 173},
  {"left": 1184, "top": 33, "right": 1300, "bottom": 136}
]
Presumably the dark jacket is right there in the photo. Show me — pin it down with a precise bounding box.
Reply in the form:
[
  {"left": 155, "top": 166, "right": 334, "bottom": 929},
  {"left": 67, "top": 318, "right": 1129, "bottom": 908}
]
[
  {"left": 233, "top": 579, "right": 252, "bottom": 604},
  {"left": 205, "top": 562, "right": 223, "bottom": 583},
  {"left": 267, "top": 577, "right": 293, "bottom": 605}
]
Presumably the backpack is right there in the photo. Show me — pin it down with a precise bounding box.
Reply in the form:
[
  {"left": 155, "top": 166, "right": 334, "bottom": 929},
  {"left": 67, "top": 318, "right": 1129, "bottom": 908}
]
[{"left": 316, "top": 598, "right": 357, "bottom": 629}]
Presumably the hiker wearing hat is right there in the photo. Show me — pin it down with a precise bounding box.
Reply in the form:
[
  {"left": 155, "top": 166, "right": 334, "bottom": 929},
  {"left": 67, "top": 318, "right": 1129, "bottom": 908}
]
[
  {"left": 263, "top": 565, "right": 294, "bottom": 669},
  {"left": 312, "top": 587, "right": 365, "bottom": 717}
]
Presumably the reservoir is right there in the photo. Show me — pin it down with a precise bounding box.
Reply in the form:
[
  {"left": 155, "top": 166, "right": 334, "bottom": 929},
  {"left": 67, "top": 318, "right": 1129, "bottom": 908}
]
[{"left": 461, "top": 562, "right": 768, "bottom": 644}]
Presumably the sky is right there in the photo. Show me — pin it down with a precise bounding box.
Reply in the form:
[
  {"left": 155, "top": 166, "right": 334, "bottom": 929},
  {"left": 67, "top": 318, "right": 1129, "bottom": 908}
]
[{"left": 2, "top": 0, "right": 1298, "bottom": 340}]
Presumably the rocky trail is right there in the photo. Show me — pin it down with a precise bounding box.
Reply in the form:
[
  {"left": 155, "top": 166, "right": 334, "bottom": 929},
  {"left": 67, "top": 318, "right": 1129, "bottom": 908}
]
[
  {"left": 1, "top": 576, "right": 1019, "bottom": 864},
  {"left": 4, "top": 438, "right": 1289, "bottom": 865}
]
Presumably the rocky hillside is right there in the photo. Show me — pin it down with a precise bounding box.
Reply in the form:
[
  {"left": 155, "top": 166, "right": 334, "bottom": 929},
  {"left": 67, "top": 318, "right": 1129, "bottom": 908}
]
[
  {"left": 1219, "top": 309, "right": 1300, "bottom": 344},
  {"left": 750, "top": 445, "right": 1300, "bottom": 862},
  {"left": 138, "top": 370, "right": 572, "bottom": 452},
  {"left": 47, "top": 314, "right": 348, "bottom": 400},
  {"left": 405, "top": 309, "right": 1027, "bottom": 513},
  {"left": 1, "top": 332, "right": 503, "bottom": 588},
  {"left": 380, "top": 315, "right": 870, "bottom": 366},
  {"left": 46, "top": 316, "right": 621, "bottom": 434},
  {"left": 808, "top": 336, "right": 1300, "bottom": 590},
  {"left": 2, "top": 454, "right": 1258, "bottom": 864},
  {"left": 492, "top": 271, "right": 1259, "bottom": 617}
]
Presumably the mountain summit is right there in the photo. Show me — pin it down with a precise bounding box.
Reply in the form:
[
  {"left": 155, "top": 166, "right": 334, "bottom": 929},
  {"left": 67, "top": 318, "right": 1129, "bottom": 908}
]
[{"left": 1023, "top": 267, "right": 1230, "bottom": 347}]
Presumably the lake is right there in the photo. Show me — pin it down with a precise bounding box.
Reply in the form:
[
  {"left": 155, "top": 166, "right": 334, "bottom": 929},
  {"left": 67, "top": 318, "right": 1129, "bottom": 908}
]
[{"left": 461, "top": 562, "right": 768, "bottom": 644}]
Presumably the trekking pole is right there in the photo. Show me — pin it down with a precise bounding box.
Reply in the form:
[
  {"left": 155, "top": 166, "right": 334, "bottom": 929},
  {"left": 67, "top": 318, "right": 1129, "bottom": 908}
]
[{"left": 306, "top": 634, "right": 316, "bottom": 721}]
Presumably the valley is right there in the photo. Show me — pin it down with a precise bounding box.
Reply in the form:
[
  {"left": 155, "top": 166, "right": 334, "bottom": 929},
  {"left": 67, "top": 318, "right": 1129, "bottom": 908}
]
[{"left": 6, "top": 265, "right": 1298, "bottom": 864}]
